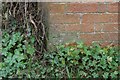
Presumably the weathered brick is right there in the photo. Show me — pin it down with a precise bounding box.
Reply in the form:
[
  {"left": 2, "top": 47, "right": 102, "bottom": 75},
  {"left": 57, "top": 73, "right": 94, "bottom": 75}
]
[
  {"left": 99, "top": 42, "right": 112, "bottom": 47},
  {"left": 108, "top": 33, "right": 118, "bottom": 41},
  {"left": 102, "top": 24, "right": 118, "bottom": 32},
  {"left": 95, "top": 23, "right": 118, "bottom": 32},
  {"left": 93, "top": 33, "right": 118, "bottom": 41},
  {"left": 48, "top": 2, "right": 119, "bottom": 46},
  {"left": 93, "top": 33, "right": 105, "bottom": 41},
  {"left": 80, "top": 34, "right": 94, "bottom": 42},
  {"left": 84, "top": 41, "right": 93, "bottom": 46},
  {"left": 99, "top": 41, "right": 118, "bottom": 47},
  {"left": 107, "top": 2, "right": 118, "bottom": 13},
  {"left": 80, "top": 24, "right": 94, "bottom": 33},
  {"left": 61, "top": 32, "right": 80, "bottom": 43},
  {"left": 49, "top": 3, "right": 65, "bottom": 13},
  {"left": 49, "top": 24, "right": 66, "bottom": 32},
  {"left": 82, "top": 14, "right": 118, "bottom": 23},
  {"left": 83, "top": 0, "right": 116, "bottom": 3},
  {"left": 80, "top": 33, "right": 118, "bottom": 42},
  {"left": 98, "top": 3, "right": 107, "bottom": 12},
  {"left": 50, "top": 14, "right": 80, "bottom": 24},
  {"left": 67, "top": 3, "right": 98, "bottom": 13},
  {"left": 64, "top": 24, "right": 81, "bottom": 32},
  {"left": 84, "top": 41, "right": 118, "bottom": 46},
  {"left": 65, "top": 24, "right": 94, "bottom": 32},
  {"left": 50, "top": 24, "right": 94, "bottom": 33}
]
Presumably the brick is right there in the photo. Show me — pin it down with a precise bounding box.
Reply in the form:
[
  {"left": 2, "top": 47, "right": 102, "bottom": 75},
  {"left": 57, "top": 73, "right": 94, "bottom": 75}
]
[
  {"left": 107, "top": 2, "right": 118, "bottom": 13},
  {"left": 80, "top": 33, "right": 118, "bottom": 42},
  {"left": 95, "top": 23, "right": 118, "bottom": 32},
  {"left": 98, "top": 41, "right": 118, "bottom": 47},
  {"left": 93, "top": 33, "right": 118, "bottom": 41},
  {"left": 80, "top": 24, "right": 94, "bottom": 33},
  {"left": 93, "top": 33, "right": 105, "bottom": 41},
  {"left": 50, "top": 24, "right": 94, "bottom": 33},
  {"left": 82, "top": 14, "right": 118, "bottom": 23},
  {"left": 84, "top": 41, "right": 93, "bottom": 46},
  {"left": 108, "top": 33, "right": 118, "bottom": 41},
  {"left": 84, "top": 41, "right": 118, "bottom": 46},
  {"left": 118, "top": 13, "right": 120, "bottom": 25},
  {"left": 50, "top": 14, "right": 80, "bottom": 24},
  {"left": 61, "top": 32, "right": 80, "bottom": 43},
  {"left": 99, "top": 42, "right": 113, "bottom": 47},
  {"left": 67, "top": 3, "right": 98, "bottom": 13},
  {"left": 98, "top": 3, "right": 107, "bottom": 12},
  {"left": 82, "top": 0, "right": 116, "bottom": 3},
  {"left": 49, "top": 3, "right": 65, "bottom": 13},
  {"left": 65, "top": 24, "right": 94, "bottom": 32},
  {"left": 101, "top": 24, "right": 118, "bottom": 32},
  {"left": 80, "top": 34, "right": 94, "bottom": 42},
  {"left": 49, "top": 24, "right": 66, "bottom": 32},
  {"left": 94, "top": 24, "right": 103, "bottom": 32},
  {"left": 97, "top": 33, "right": 118, "bottom": 41},
  {"left": 64, "top": 24, "right": 81, "bottom": 32}
]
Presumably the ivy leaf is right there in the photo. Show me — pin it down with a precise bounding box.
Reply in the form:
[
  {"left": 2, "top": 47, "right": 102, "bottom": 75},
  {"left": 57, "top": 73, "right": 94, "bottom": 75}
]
[
  {"left": 2, "top": 48, "right": 8, "bottom": 56},
  {"left": 62, "top": 59, "right": 65, "bottom": 65},
  {"left": 59, "top": 52, "right": 64, "bottom": 57},
  {"left": 30, "top": 36, "right": 35, "bottom": 44},
  {"left": 92, "top": 72, "right": 98, "bottom": 78},
  {"left": 60, "top": 57, "right": 65, "bottom": 66},
  {"left": 79, "top": 71, "right": 87, "bottom": 77},
  {"left": 77, "top": 42, "right": 84, "bottom": 48},
  {"left": 93, "top": 54, "right": 100, "bottom": 60},
  {"left": 82, "top": 57, "right": 89, "bottom": 62},
  {"left": 107, "top": 56, "right": 112, "bottom": 62},
  {"left": 86, "top": 51, "right": 91, "bottom": 56},
  {"left": 103, "top": 72, "right": 109, "bottom": 78},
  {"left": 0, "top": 62, "right": 4, "bottom": 70},
  {"left": 110, "top": 71, "right": 118, "bottom": 78},
  {"left": 26, "top": 45, "right": 35, "bottom": 55}
]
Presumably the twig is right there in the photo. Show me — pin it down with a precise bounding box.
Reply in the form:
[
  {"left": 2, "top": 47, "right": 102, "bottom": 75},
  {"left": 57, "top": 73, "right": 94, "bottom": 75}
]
[
  {"left": 13, "top": 2, "right": 18, "bottom": 17},
  {"left": 29, "top": 14, "right": 37, "bottom": 32}
]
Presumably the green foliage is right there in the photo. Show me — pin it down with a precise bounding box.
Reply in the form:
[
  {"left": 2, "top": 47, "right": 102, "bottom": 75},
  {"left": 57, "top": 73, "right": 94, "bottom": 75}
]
[
  {"left": 1, "top": 2, "right": 47, "bottom": 78},
  {"left": 0, "top": 31, "right": 35, "bottom": 78},
  {"left": 1, "top": 33, "right": 119, "bottom": 79},
  {"left": 45, "top": 42, "right": 119, "bottom": 78}
]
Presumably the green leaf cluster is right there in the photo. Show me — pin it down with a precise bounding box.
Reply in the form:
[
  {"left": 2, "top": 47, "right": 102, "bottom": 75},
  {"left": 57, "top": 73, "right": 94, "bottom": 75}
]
[
  {"left": 45, "top": 42, "right": 119, "bottom": 78},
  {"left": 0, "top": 31, "right": 35, "bottom": 78},
  {"left": 1, "top": 32, "right": 119, "bottom": 79}
]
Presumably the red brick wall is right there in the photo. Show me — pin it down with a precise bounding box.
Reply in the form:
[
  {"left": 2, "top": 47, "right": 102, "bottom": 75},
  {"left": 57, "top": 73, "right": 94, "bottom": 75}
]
[{"left": 48, "top": 2, "right": 119, "bottom": 46}]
